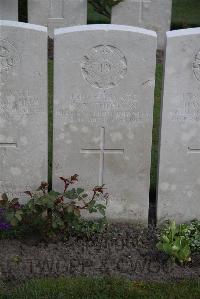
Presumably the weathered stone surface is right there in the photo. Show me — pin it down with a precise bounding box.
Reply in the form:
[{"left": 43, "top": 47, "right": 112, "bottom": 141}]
[
  {"left": 158, "top": 28, "right": 200, "bottom": 223},
  {"left": 0, "top": 21, "right": 48, "bottom": 199},
  {"left": 53, "top": 25, "right": 157, "bottom": 224},
  {"left": 28, "top": 0, "right": 87, "bottom": 38},
  {"left": 0, "top": 0, "right": 18, "bottom": 21},
  {"left": 111, "top": 0, "right": 172, "bottom": 50}
]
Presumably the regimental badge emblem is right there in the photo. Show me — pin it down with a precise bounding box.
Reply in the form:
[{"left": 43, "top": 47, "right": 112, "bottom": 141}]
[
  {"left": 193, "top": 50, "right": 200, "bottom": 81},
  {"left": 81, "top": 45, "right": 127, "bottom": 89},
  {"left": 0, "top": 39, "right": 19, "bottom": 73}
]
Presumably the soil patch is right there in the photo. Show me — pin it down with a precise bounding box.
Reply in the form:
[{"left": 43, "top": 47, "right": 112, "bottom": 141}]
[{"left": 0, "top": 224, "right": 199, "bottom": 285}]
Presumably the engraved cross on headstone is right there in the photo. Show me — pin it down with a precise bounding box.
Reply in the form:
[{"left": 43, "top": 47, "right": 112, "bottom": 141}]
[
  {"left": 188, "top": 146, "right": 200, "bottom": 154},
  {"left": 81, "top": 127, "right": 124, "bottom": 186},
  {"left": 0, "top": 142, "right": 17, "bottom": 186},
  {"left": 49, "top": 0, "right": 64, "bottom": 19},
  {"left": 132, "top": 0, "right": 152, "bottom": 23}
]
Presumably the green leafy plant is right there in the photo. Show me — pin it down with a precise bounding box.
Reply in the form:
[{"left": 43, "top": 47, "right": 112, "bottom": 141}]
[
  {"left": 157, "top": 221, "right": 191, "bottom": 264},
  {"left": 89, "top": 0, "right": 123, "bottom": 18},
  {"left": 0, "top": 175, "right": 108, "bottom": 241},
  {"left": 0, "top": 195, "right": 22, "bottom": 228},
  {"left": 182, "top": 219, "right": 200, "bottom": 253}
]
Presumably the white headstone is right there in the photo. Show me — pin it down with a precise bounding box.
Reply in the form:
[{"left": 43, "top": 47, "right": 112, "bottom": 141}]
[
  {"left": 0, "top": 21, "right": 48, "bottom": 198},
  {"left": 0, "top": 0, "right": 18, "bottom": 21},
  {"left": 111, "top": 0, "right": 172, "bottom": 50},
  {"left": 53, "top": 25, "right": 157, "bottom": 224},
  {"left": 158, "top": 28, "right": 200, "bottom": 223},
  {"left": 28, "top": 0, "right": 87, "bottom": 38}
]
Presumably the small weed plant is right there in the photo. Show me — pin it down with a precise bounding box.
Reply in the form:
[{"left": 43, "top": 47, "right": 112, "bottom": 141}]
[
  {"left": 0, "top": 175, "right": 108, "bottom": 240},
  {"left": 157, "top": 220, "right": 200, "bottom": 264}
]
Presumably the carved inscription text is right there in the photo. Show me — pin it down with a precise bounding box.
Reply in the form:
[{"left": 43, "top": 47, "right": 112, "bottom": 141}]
[
  {"left": 56, "top": 91, "right": 150, "bottom": 125},
  {"left": 193, "top": 50, "right": 200, "bottom": 82},
  {"left": 0, "top": 39, "right": 19, "bottom": 73},
  {"left": 171, "top": 93, "right": 200, "bottom": 121}
]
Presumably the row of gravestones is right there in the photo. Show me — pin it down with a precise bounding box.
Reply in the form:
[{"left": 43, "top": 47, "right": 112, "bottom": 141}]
[
  {"left": 0, "top": 0, "right": 172, "bottom": 49},
  {"left": 1, "top": 21, "right": 200, "bottom": 225}
]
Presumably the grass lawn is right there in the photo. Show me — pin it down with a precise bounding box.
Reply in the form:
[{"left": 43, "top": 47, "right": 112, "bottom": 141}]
[{"left": 0, "top": 277, "right": 199, "bottom": 299}]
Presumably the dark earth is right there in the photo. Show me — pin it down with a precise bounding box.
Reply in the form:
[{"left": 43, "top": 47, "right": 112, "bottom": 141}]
[{"left": 0, "top": 224, "right": 199, "bottom": 286}]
